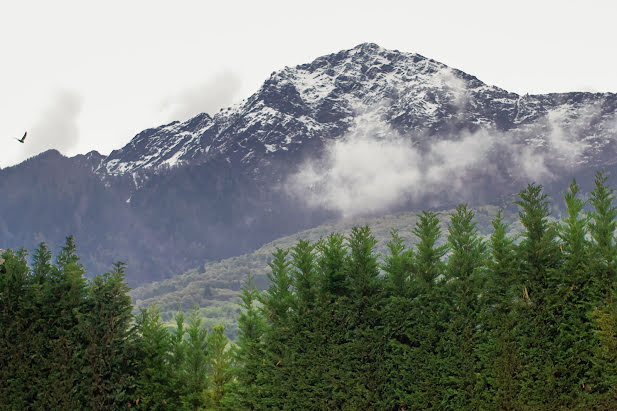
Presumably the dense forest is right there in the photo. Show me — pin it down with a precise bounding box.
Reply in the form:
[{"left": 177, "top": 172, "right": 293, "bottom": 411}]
[{"left": 3, "top": 172, "right": 617, "bottom": 409}]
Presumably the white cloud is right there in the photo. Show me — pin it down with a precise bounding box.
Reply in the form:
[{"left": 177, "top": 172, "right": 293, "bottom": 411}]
[
  {"left": 511, "top": 146, "right": 552, "bottom": 182},
  {"left": 286, "top": 102, "right": 603, "bottom": 217},
  {"left": 286, "top": 110, "right": 488, "bottom": 217},
  {"left": 435, "top": 68, "right": 468, "bottom": 109},
  {"left": 288, "top": 127, "right": 423, "bottom": 217},
  {"left": 611, "top": 113, "right": 617, "bottom": 136},
  {"left": 425, "top": 130, "right": 493, "bottom": 184},
  {"left": 160, "top": 71, "right": 242, "bottom": 121},
  {"left": 22, "top": 89, "right": 84, "bottom": 159},
  {"left": 544, "top": 103, "right": 601, "bottom": 165}
]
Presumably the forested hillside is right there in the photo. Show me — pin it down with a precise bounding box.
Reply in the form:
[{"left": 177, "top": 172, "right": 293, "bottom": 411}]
[
  {"left": 130, "top": 201, "right": 529, "bottom": 338},
  {"left": 2, "top": 172, "right": 617, "bottom": 409}
]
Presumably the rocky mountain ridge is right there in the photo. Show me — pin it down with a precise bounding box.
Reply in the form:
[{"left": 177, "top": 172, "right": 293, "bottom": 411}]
[{"left": 102, "top": 43, "right": 617, "bottom": 179}]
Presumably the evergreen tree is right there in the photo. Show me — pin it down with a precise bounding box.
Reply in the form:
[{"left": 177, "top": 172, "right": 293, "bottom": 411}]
[
  {"left": 1, "top": 239, "right": 137, "bottom": 410},
  {"left": 408, "top": 211, "right": 448, "bottom": 409},
  {"left": 31, "top": 242, "right": 52, "bottom": 281},
  {"left": 287, "top": 240, "right": 321, "bottom": 408},
  {"left": 19, "top": 246, "right": 49, "bottom": 407},
  {"left": 413, "top": 211, "right": 448, "bottom": 289},
  {"left": 342, "top": 226, "right": 384, "bottom": 409},
  {"left": 514, "top": 183, "right": 561, "bottom": 408},
  {"left": 203, "top": 323, "right": 232, "bottom": 410},
  {"left": 168, "top": 310, "right": 187, "bottom": 408},
  {"left": 314, "top": 233, "right": 350, "bottom": 409},
  {"left": 77, "top": 261, "right": 136, "bottom": 410},
  {"left": 38, "top": 236, "right": 87, "bottom": 409},
  {"left": 550, "top": 180, "right": 595, "bottom": 407},
  {"left": 182, "top": 306, "right": 210, "bottom": 410},
  {"left": 0, "top": 248, "right": 32, "bottom": 409},
  {"left": 380, "top": 230, "right": 416, "bottom": 409},
  {"left": 514, "top": 184, "right": 560, "bottom": 303},
  {"left": 441, "top": 204, "right": 487, "bottom": 409},
  {"left": 481, "top": 210, "right": 520, "bottom": 410},
  {"left": 589, "top": 170, "right": 617, "bottom": 298},
  {"left": 259, "top": 247, "right": 293, "bottom": 408},
  {"left": 346, "top": 226, "right": 381, "bottom": 298},
  {"left": 224, "top": 275, "right": 265, "bottom": 410},
  {"left": 291, "top": 239, "right": 317, "bottom": 310},
  {"left": 262, "top": 248, "right": 293, "bottom": 322},
  {"left": 382, "top": 229, "right": 414, "bottom": 297},
  {"left": 588, "top": 171, "right": 617, "bottom": 406},
  {"left": 317, "top": 233, "right": 348, "bottom": 299},
  {"left": 134, "top": 305, "right": 173, "bottom": 409}
]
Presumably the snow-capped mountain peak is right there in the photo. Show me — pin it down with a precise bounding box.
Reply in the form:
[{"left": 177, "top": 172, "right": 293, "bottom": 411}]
[
  {"left": 100, "top": 43, "right": 500, "bottom": 176},
  {"left": 100, "top": 43, "right": 617, "bottom": 216}
]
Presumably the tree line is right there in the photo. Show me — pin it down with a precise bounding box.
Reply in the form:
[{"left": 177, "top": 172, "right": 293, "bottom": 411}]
[{"left": 2, "top": 172, "right": 617, "bottom": 409}]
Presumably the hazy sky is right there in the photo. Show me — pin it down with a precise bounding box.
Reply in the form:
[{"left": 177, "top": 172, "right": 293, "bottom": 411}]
[{"left": 2, "top": 0, "right": 616, "bottom": 168}]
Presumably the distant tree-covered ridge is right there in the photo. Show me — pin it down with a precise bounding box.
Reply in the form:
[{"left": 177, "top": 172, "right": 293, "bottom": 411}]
[
  {"left": 3, "top": 171, "right": 617, "bottom": 409},
  {"left": 130, "top": 202, "right": 527, "bottom": 337}
]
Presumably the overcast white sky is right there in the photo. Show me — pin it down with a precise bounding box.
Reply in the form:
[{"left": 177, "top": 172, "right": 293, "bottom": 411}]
[{"left": 1, "top": 0, "right": 616, "bottom": 168}]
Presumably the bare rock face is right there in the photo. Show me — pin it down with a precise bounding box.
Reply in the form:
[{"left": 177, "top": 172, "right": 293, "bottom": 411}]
[{"left": 2, "top": 43, "right": 616, "bottom": 285}]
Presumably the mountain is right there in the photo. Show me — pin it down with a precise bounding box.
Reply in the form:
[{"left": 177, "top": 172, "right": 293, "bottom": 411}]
[{"left": 2, "top": 43, "right": 616, "bottom": 285}]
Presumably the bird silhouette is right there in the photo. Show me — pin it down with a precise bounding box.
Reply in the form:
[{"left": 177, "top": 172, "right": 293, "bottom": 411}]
[{"left": 15, "top": 131, "right": 27, "bottom": 143}]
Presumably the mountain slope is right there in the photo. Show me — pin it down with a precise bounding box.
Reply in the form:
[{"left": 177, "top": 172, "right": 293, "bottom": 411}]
[{"left": 0, "top": 150, "right": 182, "bottom": 280}]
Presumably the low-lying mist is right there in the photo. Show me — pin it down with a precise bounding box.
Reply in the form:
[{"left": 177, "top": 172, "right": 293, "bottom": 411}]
[{"left": 286, "top": 104, "right": 616, "bottom": 217}]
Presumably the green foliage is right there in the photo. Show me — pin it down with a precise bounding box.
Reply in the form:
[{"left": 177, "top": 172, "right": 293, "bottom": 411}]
[
  {"left": 0, "top": 239, "right": 136, "bottom": 410},
  {"left": 224, "top": 275, "right": 265, "bottom": 410},
  {"left": 513, "top": 184, "right": 563, "bottom": 407},
  {"left": 481, "top": 209, "right": 521, "bottom": 410},
  {"left": 592, "top": 303, "right": 617, "bottom": 406},
  {"left": 182, "top": 307, "right": 210, "bottom": 410},
  {"left": 290, "top": 239, "right": 317, "bottom": 309},
  {"left": 317, "top": 233, "right": 348, "bottom": 298},
  {"left": 77, "top": 261, "right": 136, "bottom": 409},
  {"left": 440, "top": 204, "right": 487, "bottom": 409},
  {"left": 346, "top": 226, "right": 380, "bottom": 297},
  {"left": 589, "top": 170, "right": 617, "bottom": 297},
  {"left": 515, "top": 183, "right": 560, "bottom": 297},
  {"left": 340, "top": 226, "right": 384, "bottom": 408},
  {"left": 407, "top": 210, "right": 448, "bottom": 408},
  {"left": 134, "top": 305, "right": 173, "bottom": 409},
  {"left": 548, "top": 180, "right": 594, "bottom": 407},
  {"left": 382, "top": 229, "right": 414, "bottom": 296},
  {"left": 588, "top": 171, "right": 617, "bottom": 405},
  {"left": 202, "top": 324, "right": 232, "bottom": 410},
  {"left": 263, "top": 247, "right": 293, "bottom": 322},
  {"left": 0, "top": 248, "right": 32, "bottom": 409},
  {"left": 413, "top": 211, "right": 448, "bottom": 288}
]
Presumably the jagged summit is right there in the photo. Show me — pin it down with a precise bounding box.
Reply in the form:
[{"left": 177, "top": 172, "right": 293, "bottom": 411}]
[
  {"left": 101, "top": 43, "right": 499, "bottom": 175},
  {"left": 101, "top": 43, "right": 616, "bottom": 179}
]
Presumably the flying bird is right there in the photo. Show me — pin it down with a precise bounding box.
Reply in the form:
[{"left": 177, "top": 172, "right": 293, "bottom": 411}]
[{"left": 15, "top": 131, "right": 27, "bottom": 143}]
